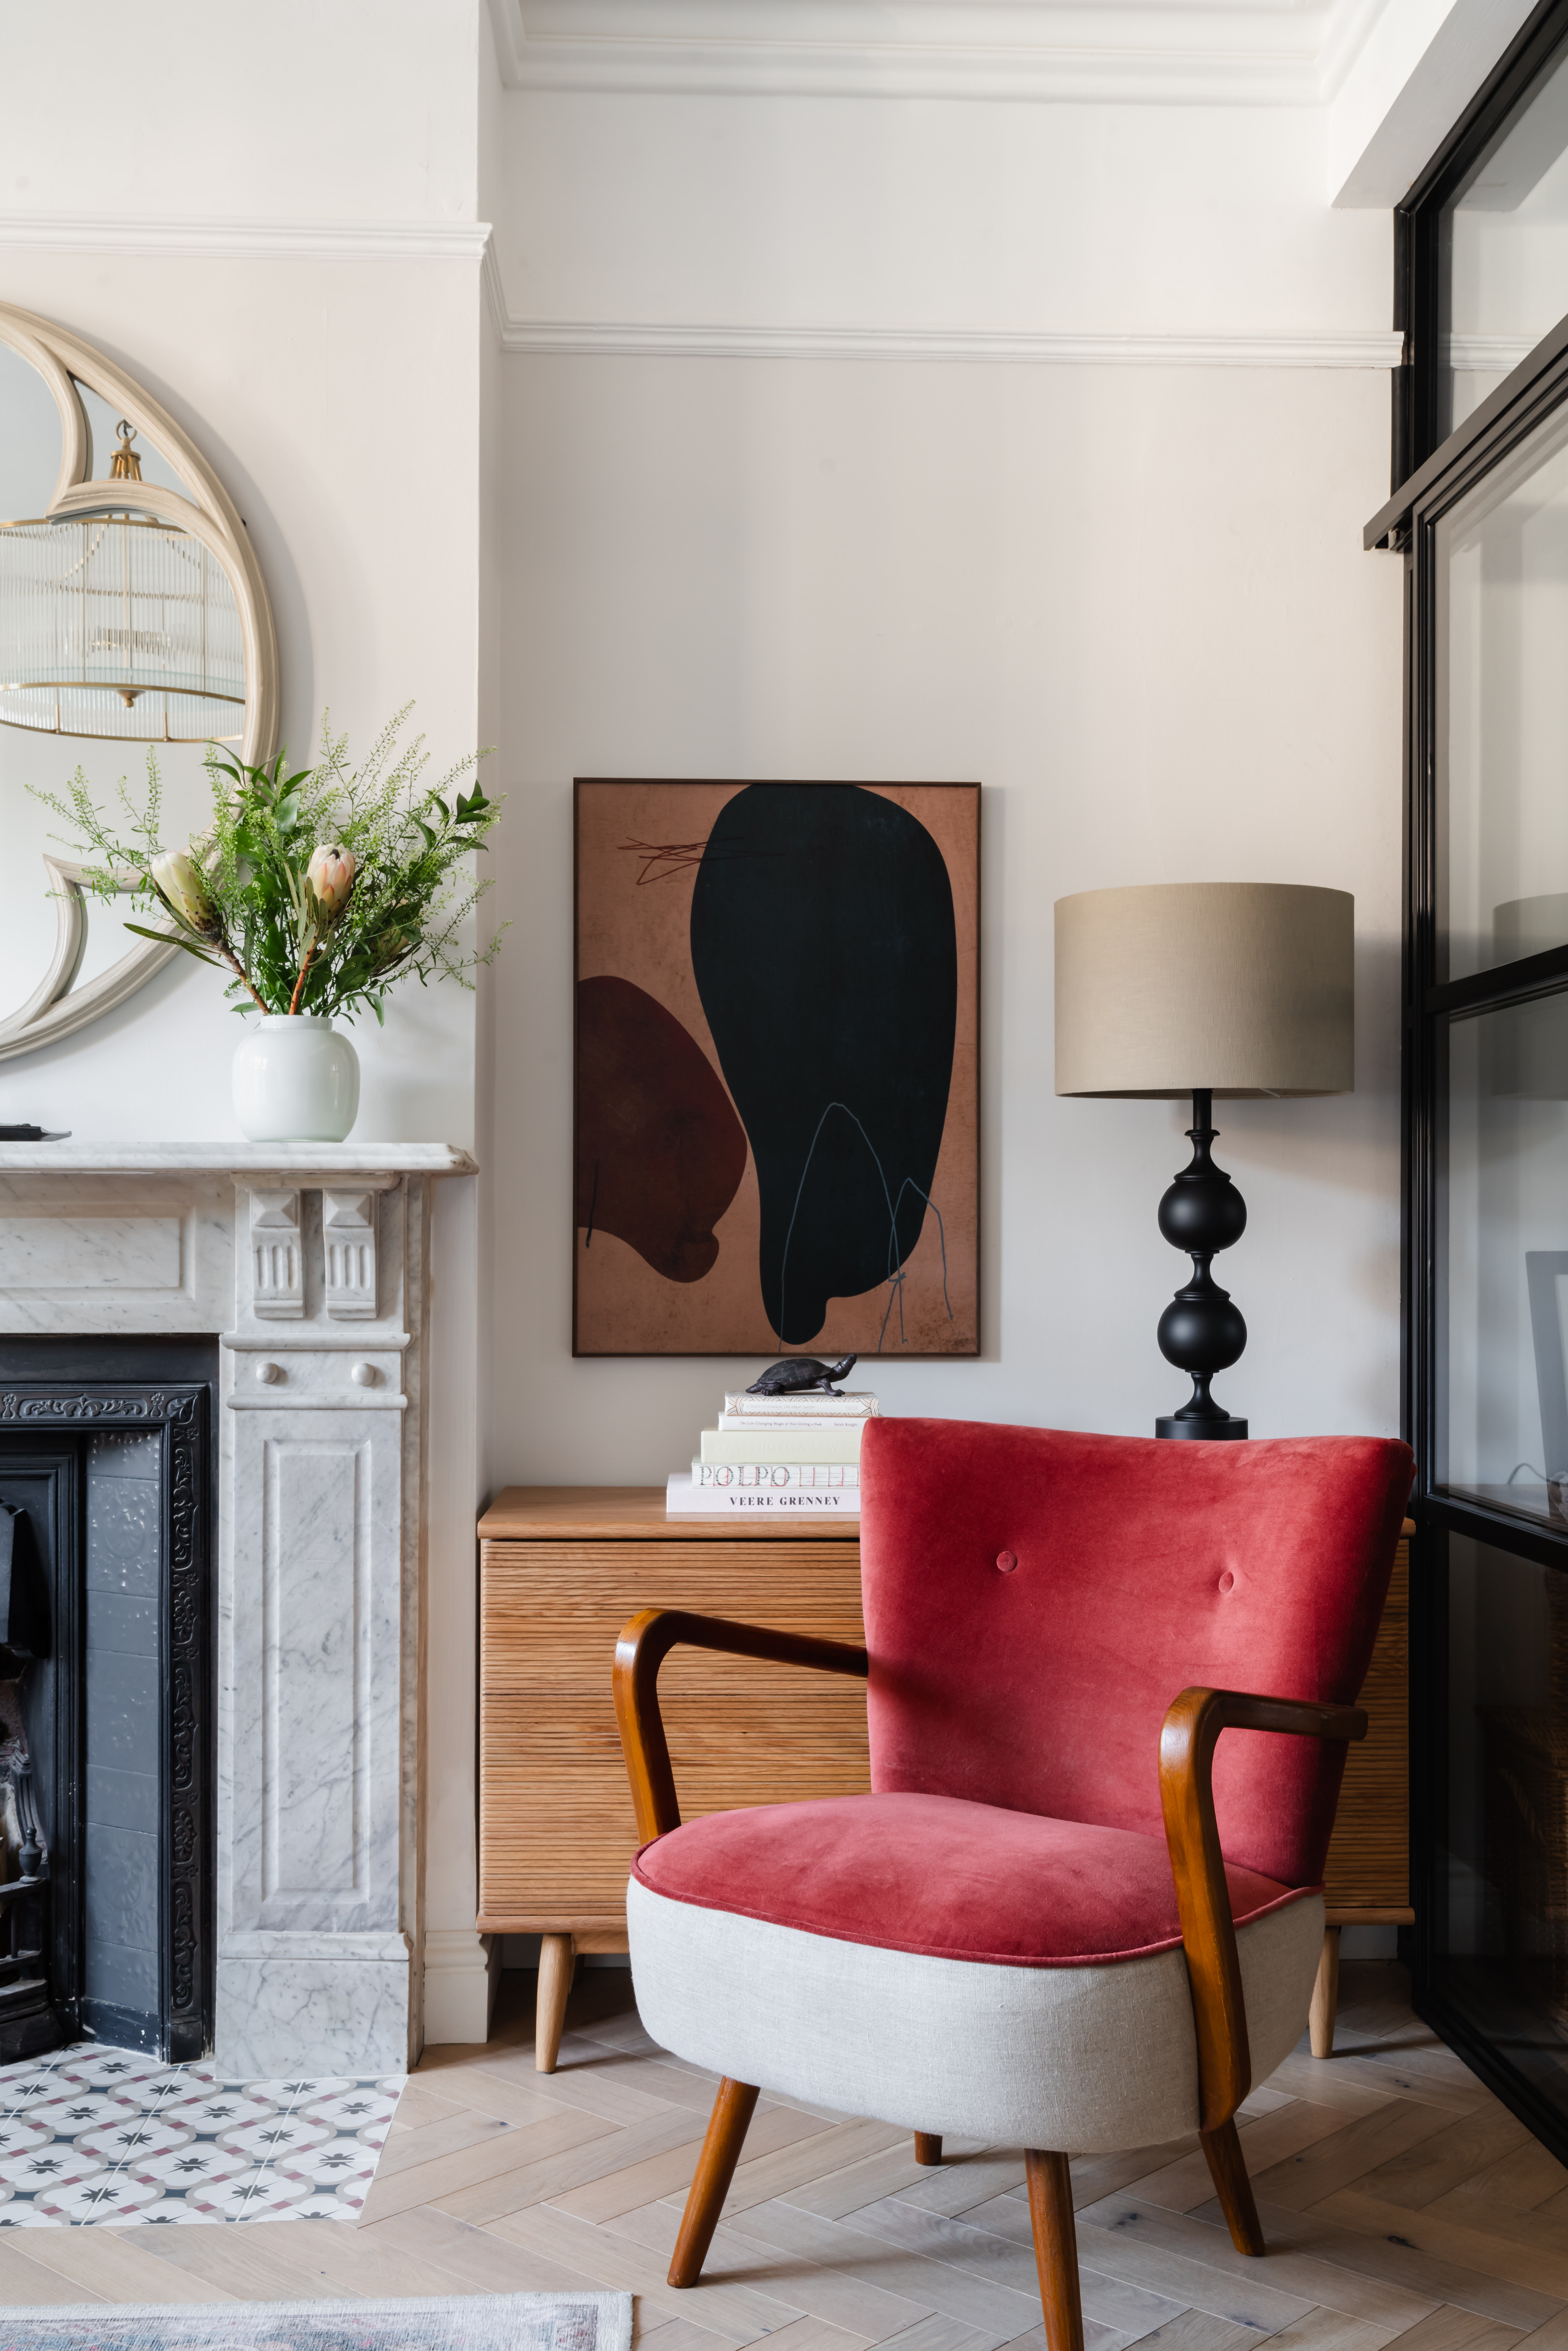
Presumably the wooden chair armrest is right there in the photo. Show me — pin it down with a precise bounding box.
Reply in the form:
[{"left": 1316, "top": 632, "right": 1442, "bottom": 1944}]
[
  {"left": 613, "top": 1607, "right": 871, "bottom": 1845},
  {"left": 1159, "top": 1688, "right": 1368, "bottom": 2130}
]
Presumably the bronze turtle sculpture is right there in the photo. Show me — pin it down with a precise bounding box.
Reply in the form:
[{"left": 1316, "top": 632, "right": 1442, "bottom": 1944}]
[{"left": 746, "top": 1354, "right": 858, "bottom": 1397}]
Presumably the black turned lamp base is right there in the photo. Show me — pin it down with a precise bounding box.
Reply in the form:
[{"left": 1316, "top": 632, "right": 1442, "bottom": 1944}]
[
  {"left": 1155, "top": 1089, "right": 1249, "bottom": 1442},
  {"left": 1156, "top": 1413, "right": 1248, "bottom": 1442}
]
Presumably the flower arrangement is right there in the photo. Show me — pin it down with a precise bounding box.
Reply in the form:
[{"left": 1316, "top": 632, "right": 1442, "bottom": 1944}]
[{"left": 33, "top": 709, "right": 503, "bottom": 1025}]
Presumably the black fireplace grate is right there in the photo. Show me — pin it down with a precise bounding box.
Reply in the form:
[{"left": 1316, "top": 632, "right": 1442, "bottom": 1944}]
[{"left": 0, "top": 1340, "right": 216, "bottom": 2063}]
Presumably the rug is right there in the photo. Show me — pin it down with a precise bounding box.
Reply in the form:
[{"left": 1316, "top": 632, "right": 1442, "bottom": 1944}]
[
  {"left": 0, "top": 2292, "right": 632, "bottom": 2350},
  {"left": 0, "top": 2044, "right": 405, "bottom": 2225}
]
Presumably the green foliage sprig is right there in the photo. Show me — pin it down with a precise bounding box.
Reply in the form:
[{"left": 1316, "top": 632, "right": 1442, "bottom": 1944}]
[{"left": 30, "top": 708, "right": 505, "bottom": 1024}]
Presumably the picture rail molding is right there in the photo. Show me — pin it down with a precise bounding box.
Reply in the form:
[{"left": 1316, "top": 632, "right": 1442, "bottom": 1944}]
[
  {"left": 489, "top": 313, "right": 1408, "bottom": 370},
  {"left": 0, "top": 216, "right": 493, "bottom": 263}
]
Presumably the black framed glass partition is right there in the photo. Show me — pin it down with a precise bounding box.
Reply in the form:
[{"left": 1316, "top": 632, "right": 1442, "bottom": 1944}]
[
  {"left": 1440, "top": 38, "right": 1568, "bottom": 447},
  {"left": 1397, "top": 0, "right": 1568, "bottom": 484},
  {"left": 1377, "top": 66, "right": 1568, "bottom": 2135}
]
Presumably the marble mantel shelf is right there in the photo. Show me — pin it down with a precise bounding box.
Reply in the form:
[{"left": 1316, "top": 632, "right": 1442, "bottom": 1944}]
[{"left": 0, "top": 1142, "right": 476, "bottom": 1176}]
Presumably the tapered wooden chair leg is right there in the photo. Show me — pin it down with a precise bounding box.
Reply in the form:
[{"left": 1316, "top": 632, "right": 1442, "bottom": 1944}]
[
  {"left": 1310, "top": 1925, "right": 1341, "bottom": 2057},
  {"left": 535, "top": 1934, "right": 574, "bottom": 2073},
  {"left": 1201, "top": 2117, "right": 1265, "bottom": 2255},
  {"left": 914, "top": 2134, "right": 943, "bottom": 2166},
  {"left": 668, "top": 2079, "right": 761, "bottom": 2287},
  {"left": 1025, "top": 2150, "right": 1085, "bottom": 2351}
]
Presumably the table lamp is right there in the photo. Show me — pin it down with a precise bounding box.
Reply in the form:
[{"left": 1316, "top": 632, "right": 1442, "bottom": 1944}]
[{"left": 1054, "top": 882, "right": 1354, "bottom": 1440}]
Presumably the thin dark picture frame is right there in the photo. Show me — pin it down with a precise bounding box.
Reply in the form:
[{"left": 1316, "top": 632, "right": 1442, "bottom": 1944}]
[{"left": 571, "top": 777, "right": 982, "bottom": 1361}]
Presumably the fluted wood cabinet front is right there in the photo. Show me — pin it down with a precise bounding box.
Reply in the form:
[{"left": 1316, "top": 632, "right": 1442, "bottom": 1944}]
[
  {"left": 1322, "top": 1532, "right": 1411, "bottom": 1925},
  {"left": 477, "top": 1489, "right": 868, "bottom": 1935}
]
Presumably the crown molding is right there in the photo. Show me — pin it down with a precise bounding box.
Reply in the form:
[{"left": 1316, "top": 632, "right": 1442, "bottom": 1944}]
[
  {"left": 486, "top": 0, "right": 1397, "bottom": 104},
  {"left": 0, "top": 215, "right": 492, "bottom": 263},
  {"left": 499, "top": 41, "right": 1319, "bottom": 104},
  {"left": 493, "top": 315, "right": 1407, "bottom": 366}
]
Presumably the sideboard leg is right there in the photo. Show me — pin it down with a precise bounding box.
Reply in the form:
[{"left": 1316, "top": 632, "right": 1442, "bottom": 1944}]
[
  {"left": 1309, "top": 1926, "right": 1341, "bottom": 2058},
  {"left": 536, "top": 1933, "right": 576, "bottom": 2072}
]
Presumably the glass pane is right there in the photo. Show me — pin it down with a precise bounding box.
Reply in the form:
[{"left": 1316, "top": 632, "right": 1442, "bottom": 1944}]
[
  {"left": 1441, "top": 37, "right": 1568, "bottom": 441},
  {"left": 1438, "top": 396, "right": 1568, "bottom": 982},
  {"left": 1431, "top": 1529, "right": 1568, "bottom": 2126},
  {"left": 1441, "top": 992, "right": 1568, "bottom": 1528}
]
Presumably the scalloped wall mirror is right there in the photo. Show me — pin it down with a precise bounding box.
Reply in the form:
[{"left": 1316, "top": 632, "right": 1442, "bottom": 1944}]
[{"left": 0, "top": 304, "right": 278, "bottom": 1062}]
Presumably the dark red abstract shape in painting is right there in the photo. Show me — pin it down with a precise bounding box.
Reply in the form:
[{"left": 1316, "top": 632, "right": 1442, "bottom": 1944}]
[{"left": 576, "top": 975, "right": 747, "bottom": 1282}]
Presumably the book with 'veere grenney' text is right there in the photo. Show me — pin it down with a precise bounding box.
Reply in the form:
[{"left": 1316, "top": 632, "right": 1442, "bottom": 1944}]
[{"left": 667, "top": 1472, "right": 860, "bottom": 1515}]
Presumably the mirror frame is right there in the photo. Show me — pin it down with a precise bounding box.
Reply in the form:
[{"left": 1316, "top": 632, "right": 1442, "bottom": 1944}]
[{"left": 0, "top": 302, "right": 279, "bottom": 1060}]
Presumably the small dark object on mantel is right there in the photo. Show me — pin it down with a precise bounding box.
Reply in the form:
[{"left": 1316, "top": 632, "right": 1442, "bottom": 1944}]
[
  {"left": 0, "top": 1129, "right": 69, "bottom": 1144},
  {"left": 746, "top": 1354, "right": 858, "bottom": 1397}
]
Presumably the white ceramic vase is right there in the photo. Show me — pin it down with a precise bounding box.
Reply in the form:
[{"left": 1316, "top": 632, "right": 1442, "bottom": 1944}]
[{"left": 232, "top": 1013, "right": 361, "bottom": 1144}]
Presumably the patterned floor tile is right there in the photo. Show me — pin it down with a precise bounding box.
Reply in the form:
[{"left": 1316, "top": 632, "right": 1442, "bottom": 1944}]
[
  {"left": 35, "top": 2175, "right": 162, "bottom": 2219},
  {"left": 75, "top": 2117, "right": 194, "bottom": 2163},
  {"left": 0, "top": 2042, "right": 405, "bottom": 2226},
  {"left": 186, "top": 2169, "right": 310, "bottom": 2219},
  {"left": 279, "top": 2144, "right": 379, "bottom": 2191},
  {"left": 0, "top": 2144, "right": 106, "bottom": 2192},
  {"left": 253, "top": 2192, "right": 360, "bottom": 2222},
  {"left": 34, "top": 2092, "right": 141, "bottom": 2133}
]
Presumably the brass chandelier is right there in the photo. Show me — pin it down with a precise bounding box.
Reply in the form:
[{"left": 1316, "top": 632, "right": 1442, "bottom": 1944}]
[{"left": 0, "top": 421, "right": 245, "bottom": 743}]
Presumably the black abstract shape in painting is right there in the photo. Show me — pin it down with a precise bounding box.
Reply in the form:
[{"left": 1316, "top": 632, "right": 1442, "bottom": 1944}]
[
  {"left": 690, "top": 784, "right": 957, "bottom": 1345},
  {"left": 576, "top": 975, "right": 747, "bottom": 1282}
]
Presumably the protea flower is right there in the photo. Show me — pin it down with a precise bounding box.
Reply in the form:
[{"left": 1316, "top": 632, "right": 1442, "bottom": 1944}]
[
  {"left": 151, "top": 848, "right": 215, "bottom": 935},
  {"left": 307, "top": 844, "right": 356, "bottom": 918}
]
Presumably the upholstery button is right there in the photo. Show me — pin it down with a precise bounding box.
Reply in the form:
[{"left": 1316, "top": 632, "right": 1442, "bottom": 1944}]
[
  {"left": 1218, "top": 1570, "right": 1236, "bottom": 1594},
  {"left": 996, "top": 1550, "right": 1018, "bottom": 1573}
]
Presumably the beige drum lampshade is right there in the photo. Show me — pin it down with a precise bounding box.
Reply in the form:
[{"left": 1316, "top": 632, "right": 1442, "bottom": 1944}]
[{"left": 1054, "top": 882, "right": 1354, "bottom": 1098}]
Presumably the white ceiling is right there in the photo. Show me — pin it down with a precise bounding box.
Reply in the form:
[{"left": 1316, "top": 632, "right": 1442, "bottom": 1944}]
[{"left": 486, "top": 0, "right": 1399, "bottom": 105}]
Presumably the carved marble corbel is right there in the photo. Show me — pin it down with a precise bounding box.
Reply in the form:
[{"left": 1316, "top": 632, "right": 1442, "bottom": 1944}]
[
  {"left": 249, "top": 1190, "right": 304, "bottom": 1320},
  {"left": 323, "top": 1191, "right": 377, "bottom": 1320}
]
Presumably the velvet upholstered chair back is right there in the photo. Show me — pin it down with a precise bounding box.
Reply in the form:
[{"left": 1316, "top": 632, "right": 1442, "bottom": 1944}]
[{"left": 857, "top": 1421, "right": 1414, "bottom": 1891}]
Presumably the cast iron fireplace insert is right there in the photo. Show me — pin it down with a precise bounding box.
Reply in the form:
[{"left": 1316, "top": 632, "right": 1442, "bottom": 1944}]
[{"left": 0, "top": 1336, "right": 216, "bottom": 2063}]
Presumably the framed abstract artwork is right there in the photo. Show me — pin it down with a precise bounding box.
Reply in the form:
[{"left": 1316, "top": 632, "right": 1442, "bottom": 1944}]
[{"left": 574, "top": 779, "right": 979, "bottom": 1357}]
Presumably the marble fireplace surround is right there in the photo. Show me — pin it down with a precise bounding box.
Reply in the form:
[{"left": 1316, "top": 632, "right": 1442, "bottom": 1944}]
[{"left": 0, "top": 1143, "right": 475, "bottom": 2080}]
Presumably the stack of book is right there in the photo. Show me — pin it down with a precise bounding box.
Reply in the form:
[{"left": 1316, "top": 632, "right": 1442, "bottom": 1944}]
[{"left": 666, "top": 1386, "right": 879, "bottom": 1515}]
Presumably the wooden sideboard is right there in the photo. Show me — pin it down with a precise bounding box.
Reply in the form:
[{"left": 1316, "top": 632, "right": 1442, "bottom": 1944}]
[
  {"left": 477, "top": 1488, "right": 1413, "bottom": 2069},
  {"left": 478, "top": 1487, "right": 870, "bottom": 2067}
]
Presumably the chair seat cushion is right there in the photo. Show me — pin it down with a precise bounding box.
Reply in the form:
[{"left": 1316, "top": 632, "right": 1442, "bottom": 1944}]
[
  {"left": 627, "top": 1875, "right": 1326, "bottom": 2151},
  {"left": 632, "top": 1789, "right": 1310, "bottom": 1967}
]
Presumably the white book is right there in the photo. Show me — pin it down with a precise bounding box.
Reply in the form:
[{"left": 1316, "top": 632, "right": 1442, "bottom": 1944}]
[
  {"left": 668, "top": 1472, "right": 860, "bottom": 1516},
  {"left": 718, "top": 1410, "right": 876, "bottom": 1432},
  {"left": 693, "top": 1459, "right": 860, "bottom": 1490},
  {"left": 722, "top": 1391, "right": 880, "bottom": 1420},
  {"left": 701, "top": 1425, "right": 863, "bottom": 1466}
]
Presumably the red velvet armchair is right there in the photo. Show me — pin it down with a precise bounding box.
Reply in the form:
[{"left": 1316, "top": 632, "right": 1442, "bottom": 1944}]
[{"left": 614, "top": 1420, "right": 1414, "bottom": 2351}]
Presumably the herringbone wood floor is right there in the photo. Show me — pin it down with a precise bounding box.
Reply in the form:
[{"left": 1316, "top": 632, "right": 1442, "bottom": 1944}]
[{"left": 0, "top": 1964, "right": 1566, "bottom": 2351}]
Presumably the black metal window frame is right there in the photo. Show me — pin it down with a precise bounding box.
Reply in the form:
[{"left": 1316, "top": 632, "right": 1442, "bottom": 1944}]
[
  {"left": 1371, "top": 44, "right": 1568, "bottom": 2140},
  {"left": 1394, "top": 0, "right": 1568, "bottom": 490},
  {"left": 1386, "top": 335, "right": 1568, "bottom": 1529}
]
